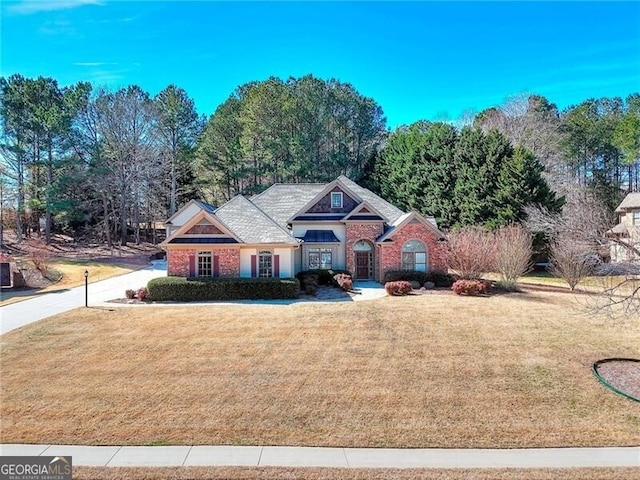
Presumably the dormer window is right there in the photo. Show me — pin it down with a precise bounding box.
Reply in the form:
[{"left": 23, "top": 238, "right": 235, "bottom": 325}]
[{"left": 331, "top": 192, "right": 343, "bottom": 208}]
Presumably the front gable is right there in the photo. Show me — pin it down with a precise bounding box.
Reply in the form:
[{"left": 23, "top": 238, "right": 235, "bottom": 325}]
[
  {"left": 343, "top": 201, "right": 387, "bottom": 223},
  {"left": 184, "top": 218, "right": 224, "bottom": 235},
  {"left": 377, "top": 211, "right": 444, "bottom": 243},
  {"left": 161, "top": 210, "right": 242, "bottom": 247},
  {"left": 288, "top": 179, "right": 362, "bottom": 223},
  {"left": 305, "top": 186, "right": 359, "bottom": 214}
]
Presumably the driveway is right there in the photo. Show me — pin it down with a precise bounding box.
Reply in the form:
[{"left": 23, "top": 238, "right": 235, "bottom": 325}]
[
  {"left": 1, "top": 266, "right": 389, "bottom": 334},
  {"left": 0, "top": 260, "right": 167, "bottom": 335}
]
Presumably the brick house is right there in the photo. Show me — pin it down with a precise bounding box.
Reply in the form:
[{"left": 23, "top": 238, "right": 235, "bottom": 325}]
[{"left": 161, "top": 176, "right": 447, "bottom": 282}]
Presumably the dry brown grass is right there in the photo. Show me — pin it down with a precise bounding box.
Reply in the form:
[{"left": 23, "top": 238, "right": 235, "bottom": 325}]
[
  {"left": 73, "top": 467, "right": 640, "bottom": 480},
  {"left": 1, "top": 291, "right": 639, "bottom": 448}
]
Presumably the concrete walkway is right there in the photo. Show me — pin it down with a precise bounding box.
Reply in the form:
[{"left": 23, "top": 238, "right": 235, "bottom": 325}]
[
  {"left": 1, "top": 268, "right": 388, "bottom": 334},
  {"left": 0, "top": 444, "right": 638, "bottom": 468},
  {"left": 0, "top": 260, "right": 167, "bottom": 334}
]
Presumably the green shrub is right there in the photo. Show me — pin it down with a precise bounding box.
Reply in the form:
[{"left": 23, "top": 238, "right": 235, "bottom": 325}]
[
  {"left": 493, "top": 280, "right": 521, "bottom": 292},
  {"left": 295, "top": 269, "right": 352, "bottom": 287},
  {"left": 147, "top": 277, "right": 300, "bottom": 302},
  {"left": 383, "top": 270, "right": 457, "bottom": 288}
]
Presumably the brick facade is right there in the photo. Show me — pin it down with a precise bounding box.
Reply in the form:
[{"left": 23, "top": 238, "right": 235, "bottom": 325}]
[
  {"left": 379, "top": 220, "right": 448, "bottom": 280},
  {"left": 216, "top": 248, "right": 241, "bottom": 277},
  {"left": 345, "top": 223, "right": 384, "bottom": 281},
  {"left": 167, "top": 249, "right": 191, "bottom": 276},
  {"left": 167, "top": 248, "right": 240, "bottom": 277}
]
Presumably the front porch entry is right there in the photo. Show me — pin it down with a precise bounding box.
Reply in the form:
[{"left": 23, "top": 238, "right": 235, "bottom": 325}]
[{"left": 354, "top": 240, "right": 373, "bottom": 280}]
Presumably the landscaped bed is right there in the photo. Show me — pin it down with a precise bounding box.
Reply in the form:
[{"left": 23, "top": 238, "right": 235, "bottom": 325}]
[{"left": 1, "top": 291, "right": 638, "bottom": 448}]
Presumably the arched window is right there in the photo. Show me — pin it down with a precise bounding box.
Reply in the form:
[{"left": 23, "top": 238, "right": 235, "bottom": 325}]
[
  {"left": 353, "top": 240, "right": 373, "bottom": 251},
  {"left": 402, "top": 240, "right": 427, "bottom": 272}
]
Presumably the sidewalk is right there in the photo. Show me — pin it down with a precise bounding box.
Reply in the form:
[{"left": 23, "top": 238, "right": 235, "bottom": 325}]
[{"left": 1, "top": 444, "right": 638, "bottom": 468}]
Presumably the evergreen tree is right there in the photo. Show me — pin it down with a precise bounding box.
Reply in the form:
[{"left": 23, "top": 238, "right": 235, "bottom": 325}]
[{"left": 493, "top": 146, "right": 563, "bottom": 227}]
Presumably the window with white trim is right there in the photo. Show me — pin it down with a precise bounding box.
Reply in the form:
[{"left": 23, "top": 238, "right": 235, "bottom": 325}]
[
  {"left": 401, "top": 240, "right": 427, "bottom": 272},
  {"left": 633, "top": 211, "right": 640, "bottom": 225},
  {"left": 259, "top": 250, "right": 273, "bottom": 277},
  {"left": 331, "top": 192, "right": 343, "bottom": 208},
  {"left": 308, "top": 248, "right": 333, "bottom": 270},
  {"left": 197, "top": 251, "right": 212, "bottom": 277}
]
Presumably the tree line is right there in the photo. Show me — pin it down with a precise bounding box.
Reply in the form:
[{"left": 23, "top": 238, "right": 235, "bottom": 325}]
[{"left": 1, "top": 73, "right": 638, "bottom": 247}]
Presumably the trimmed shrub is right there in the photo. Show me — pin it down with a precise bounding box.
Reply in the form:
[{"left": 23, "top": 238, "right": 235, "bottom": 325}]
[
  {"left": 451, "top": 279, "right": 491, "bottom": 296},
  {"left": 423, "top": 281, "right": 435, "bottom": 290},
  {"left": 428, "top": 272, "right": 458, "bottom": 288},
  {"left": 333, "top": 273, "right": 353, "bottom": 291},
  {"left": 493, "top": 280, "right": 521, "bottom": 292},
  {"left": 385, "top": 280, "right": 413, "bottom": 296},
  {"left": 296, "top": 269, "right": 352, "bottom": 287},
  {"left": 383, "top": 270, "right": 457, "bottom": 288},
  {"left": 147, "top": 277, "right": 300, "bottom": 302},
  {"left": 137, "top": 287, "right": 148, "bottom": 300},
  {"left": 125, "top": 289, "right": 136, "bottom": 299},
  {"left": 304, "top": 282, "right": 318, "bottom": 296},
  {"left": 302, "top": 273, "right": 319, "bottom": 296}
]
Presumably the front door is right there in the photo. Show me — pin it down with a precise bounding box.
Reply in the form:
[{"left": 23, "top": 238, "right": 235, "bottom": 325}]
[{"left": 355, "top": 251, "right": 372, "bottom": 279}]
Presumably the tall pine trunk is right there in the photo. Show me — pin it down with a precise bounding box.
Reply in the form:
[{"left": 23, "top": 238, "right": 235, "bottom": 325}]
[{"left": 45, "top": 142, "right": 53, "bottom": 245}]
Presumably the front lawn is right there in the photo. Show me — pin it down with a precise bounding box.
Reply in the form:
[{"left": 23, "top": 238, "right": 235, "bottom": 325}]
[{"left": 1, "top": 291, "right": 638, "bottom": 448}]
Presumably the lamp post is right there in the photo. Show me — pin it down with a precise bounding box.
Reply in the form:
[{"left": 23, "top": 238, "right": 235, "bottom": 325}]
[{"left": 84, "top": 270, "right": 89, "bottom": 307}]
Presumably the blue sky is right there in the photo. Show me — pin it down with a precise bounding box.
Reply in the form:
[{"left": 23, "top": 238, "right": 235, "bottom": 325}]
[{"left": 1, "top": 1, "right": 639, "bottom": 128}]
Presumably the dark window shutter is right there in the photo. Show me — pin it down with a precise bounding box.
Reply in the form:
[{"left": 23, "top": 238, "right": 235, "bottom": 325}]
[
  {"left": 213, "top": 255, "right": 220, "bottom": 277},
  {"left": 274, "top": 255, "right": 280, "bottom": 277},
  {"left": 188, "top": 254, "right": 196, "bottom": 277},
  {"left": 251, "top": 255, "right": 257, "bottom": 277}
]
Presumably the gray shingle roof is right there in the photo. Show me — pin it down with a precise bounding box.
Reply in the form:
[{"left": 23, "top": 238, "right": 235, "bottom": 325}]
[
  {"left": 173, "top": 177, "right": 426, "bottom": 244},
  {"left": 214, "top": 195, "right": 299, "bottom": 244},
  {"left": 615, "top": 193, "right": 640, "bottom": 212},
  {"left": 250, "top": 183, "right": 325, "bottom": 228},
  {"left": 336, "top": 176, "right": 405, "bottom": 224}
]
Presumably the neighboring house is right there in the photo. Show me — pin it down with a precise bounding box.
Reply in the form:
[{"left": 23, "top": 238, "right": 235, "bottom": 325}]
[
  {"left": 607, "top": 192, "right": 640, "bottom": 262},
  {"left": 160, "top": 176, "right": 448, "bottom": 282}
]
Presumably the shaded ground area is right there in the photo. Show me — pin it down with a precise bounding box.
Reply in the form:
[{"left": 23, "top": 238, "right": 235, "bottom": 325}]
[
  {"left": 2, "top": 231, "right": 162, "bottom": 266},
  {"left": 1, "top": 232, "right": 162, "bottom": 301}
]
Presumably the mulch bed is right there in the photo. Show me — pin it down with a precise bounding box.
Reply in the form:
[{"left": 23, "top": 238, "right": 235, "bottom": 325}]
[{"left": 594, "top": 359, "right": 640, "bottom": 401}]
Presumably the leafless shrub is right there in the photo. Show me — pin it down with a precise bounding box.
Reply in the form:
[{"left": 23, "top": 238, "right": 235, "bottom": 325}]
[
  {"left": 494, "top": 225, "right": 533, "bottom": 288},
  {"left": 549, "top": 235, "right": 599, "bottom": 290},
  {"left": 27, "top": 240, "right": 53, "bottom": 276},
  {"left": 447, "top": 226, "right": 495, "bottom": 280}
]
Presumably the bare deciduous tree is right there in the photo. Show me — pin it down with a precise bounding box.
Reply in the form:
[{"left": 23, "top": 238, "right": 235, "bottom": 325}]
[
  {"left": 494, "top": 225, "right": 533, "bottom": 289},
  {"left": 524, "top": 185, "right": 614, "bottom": 252},
  {"left": 447, "top": 226, "right": 495, "bottom": 280},
  {"left": 475, "top": 94, "right": 570, "bottom": 193},
  {"left": 549, "top": 235, "right": 598, "bottom": 290}
]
